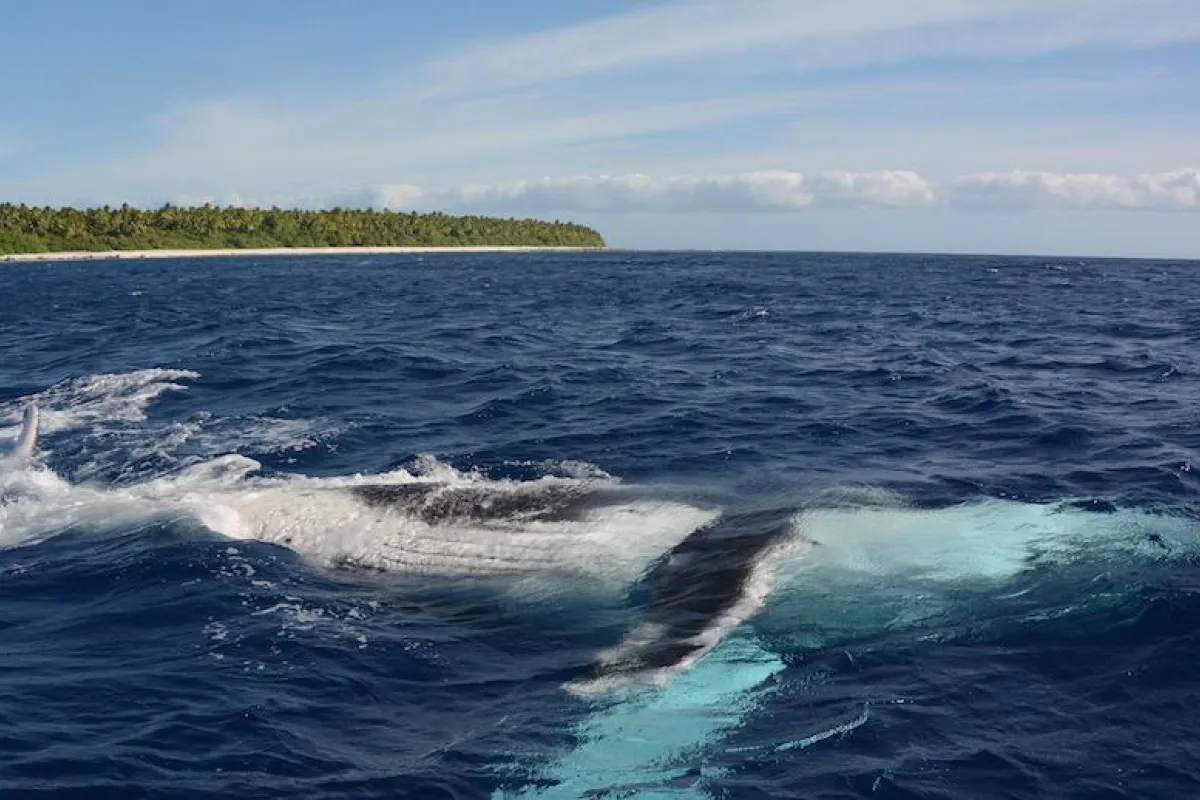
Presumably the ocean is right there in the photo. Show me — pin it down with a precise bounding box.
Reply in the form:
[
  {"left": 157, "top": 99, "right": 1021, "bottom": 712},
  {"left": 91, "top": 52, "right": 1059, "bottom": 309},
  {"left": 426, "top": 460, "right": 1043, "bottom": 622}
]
[{"left": 1, "top": 251, "right": 1198, "bottom": 799}]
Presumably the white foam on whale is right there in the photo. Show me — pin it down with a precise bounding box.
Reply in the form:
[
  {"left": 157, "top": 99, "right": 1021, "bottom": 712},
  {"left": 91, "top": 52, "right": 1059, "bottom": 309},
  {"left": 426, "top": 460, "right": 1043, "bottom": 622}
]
[
  {"left": 193, "top": 481, "right": 718, "bottom": 592},
  {"left": 1, "top": 449, "right": 720, "bottom": 599}
]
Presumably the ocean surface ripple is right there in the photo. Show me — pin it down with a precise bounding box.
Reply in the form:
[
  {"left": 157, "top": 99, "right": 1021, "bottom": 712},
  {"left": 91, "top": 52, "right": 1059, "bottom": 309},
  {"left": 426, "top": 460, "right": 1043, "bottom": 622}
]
[{"left": 1, "top": 251, "right": 1198, "bottom": 799}]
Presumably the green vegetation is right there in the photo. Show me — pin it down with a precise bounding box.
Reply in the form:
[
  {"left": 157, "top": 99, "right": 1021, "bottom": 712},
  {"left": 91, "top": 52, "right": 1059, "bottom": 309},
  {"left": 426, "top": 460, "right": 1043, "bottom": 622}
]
[{"left": 0, "top": 203, "right": 605, "bottom": 254}]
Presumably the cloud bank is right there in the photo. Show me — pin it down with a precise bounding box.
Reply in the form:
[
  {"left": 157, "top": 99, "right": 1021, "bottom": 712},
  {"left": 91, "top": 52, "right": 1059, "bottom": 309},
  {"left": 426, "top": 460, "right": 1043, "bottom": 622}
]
[
  {"left": 389, "top": 171, "right": 936, "bottom": 213},
  {"left": 949, "top": 169, "right": 1200, "bottom": 212},
  {"left": 313, "top": 169, "right": 1200, "bottom": 215}
]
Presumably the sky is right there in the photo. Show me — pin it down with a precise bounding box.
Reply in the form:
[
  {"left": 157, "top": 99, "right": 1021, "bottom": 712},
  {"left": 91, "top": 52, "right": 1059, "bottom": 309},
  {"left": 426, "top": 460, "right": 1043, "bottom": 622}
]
[{"left": 1, "top": 0, "right": 1198, "bottom": 257}]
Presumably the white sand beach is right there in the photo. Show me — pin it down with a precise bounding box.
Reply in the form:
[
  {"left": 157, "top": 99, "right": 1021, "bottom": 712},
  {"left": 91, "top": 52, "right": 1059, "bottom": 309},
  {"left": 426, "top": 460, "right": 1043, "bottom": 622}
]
[{"left": 0, "top": 245, "right": 604, "bottom": 263}]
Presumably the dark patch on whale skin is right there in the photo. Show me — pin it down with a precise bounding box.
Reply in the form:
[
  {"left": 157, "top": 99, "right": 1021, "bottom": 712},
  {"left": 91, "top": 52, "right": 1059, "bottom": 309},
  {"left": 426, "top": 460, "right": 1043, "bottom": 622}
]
[
  {"left": 348, "top": 482, "right": 620, "bottom": 524},
  {"left": 588, "top": 506, "right": 798, "bottom": 679},
  {"left": 349, "top": 481, "right": 796, "bottom": 679}
]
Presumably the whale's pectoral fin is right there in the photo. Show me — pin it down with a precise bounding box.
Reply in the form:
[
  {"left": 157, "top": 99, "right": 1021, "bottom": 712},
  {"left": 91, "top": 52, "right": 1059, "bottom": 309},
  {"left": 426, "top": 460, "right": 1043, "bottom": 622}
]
[
  {"left": 12, "top": 404, "right": 39, "bottom": 461},
  {"left": 500, "top": 633, "right": 787, "bottom": 799}
]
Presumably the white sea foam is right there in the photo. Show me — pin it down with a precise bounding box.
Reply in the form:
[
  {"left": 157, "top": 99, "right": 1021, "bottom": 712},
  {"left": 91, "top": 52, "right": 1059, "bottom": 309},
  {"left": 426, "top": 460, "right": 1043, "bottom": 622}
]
[
  {"left": 0, "top": 461, "right": 166, "bottom": 548},
  {"left": 0, "top": 369, "right": 347, "bottom": 484},
  {"left": 0, "top": 369, "right": 199, "bottom": 437},
  {"left": 181, "top": 413, "right": 341, "bottom": 462}
]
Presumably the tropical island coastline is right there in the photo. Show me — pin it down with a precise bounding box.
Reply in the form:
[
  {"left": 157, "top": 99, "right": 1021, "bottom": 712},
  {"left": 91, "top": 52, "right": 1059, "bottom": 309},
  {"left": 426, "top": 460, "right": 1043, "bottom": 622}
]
[
  {"left": 0, "top": 245, "right": 605, "bottom": 264},
  {"left": 0, "top": 203, "right": 606, "bottom": 261}
]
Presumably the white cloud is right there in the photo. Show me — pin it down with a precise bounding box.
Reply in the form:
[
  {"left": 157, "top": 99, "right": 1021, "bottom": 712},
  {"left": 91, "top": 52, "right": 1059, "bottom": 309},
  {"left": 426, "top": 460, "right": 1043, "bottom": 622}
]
[
  {"left": 807, "top": 171, "right": 937, "bottom": 208},
  {"left": 12, "top": 151, "right": 1200, "bottom": 216},
  {"left": 312, "top": 169, "right": 1198, "bottom": 215},
  {"left": 429, "top": 0, "right": 1200, "bottom": 92},
  {"left": 340, "top": 171, "right": 933, "bottom": 213},
  {"left": 444, "top": 172, "right": 816, "bottom": 212},
  {"left": 329, "top": 184, "right": 427, "bottom": 210},
  {"left": 950, "top": 169, "right": 1200, "bottom": 212}
]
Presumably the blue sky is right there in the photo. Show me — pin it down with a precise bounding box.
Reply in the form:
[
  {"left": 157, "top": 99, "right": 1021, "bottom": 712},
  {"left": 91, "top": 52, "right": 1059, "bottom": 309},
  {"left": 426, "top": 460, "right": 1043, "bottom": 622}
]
[{"left": 2, "top": 0, "right": 1199, "bottom": 256}]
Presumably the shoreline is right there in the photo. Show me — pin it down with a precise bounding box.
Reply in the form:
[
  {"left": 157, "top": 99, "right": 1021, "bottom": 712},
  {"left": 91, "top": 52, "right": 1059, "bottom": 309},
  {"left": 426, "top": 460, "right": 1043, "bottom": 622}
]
[{"left": 0, "top": 245, "right": 606, "bottom": 264}]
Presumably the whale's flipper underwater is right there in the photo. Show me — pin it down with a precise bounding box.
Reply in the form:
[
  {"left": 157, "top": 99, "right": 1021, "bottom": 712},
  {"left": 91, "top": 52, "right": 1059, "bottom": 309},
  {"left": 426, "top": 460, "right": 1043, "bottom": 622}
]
[{"left": 499, "top": 633, "right": 789, "bottom": 800}]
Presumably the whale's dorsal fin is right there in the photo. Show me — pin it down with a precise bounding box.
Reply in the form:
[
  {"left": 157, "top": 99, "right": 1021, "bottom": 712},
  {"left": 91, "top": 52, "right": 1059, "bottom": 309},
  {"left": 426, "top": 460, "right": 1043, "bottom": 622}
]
[{"left": 12, "top": 404, "right": 39, "bottom": 460}]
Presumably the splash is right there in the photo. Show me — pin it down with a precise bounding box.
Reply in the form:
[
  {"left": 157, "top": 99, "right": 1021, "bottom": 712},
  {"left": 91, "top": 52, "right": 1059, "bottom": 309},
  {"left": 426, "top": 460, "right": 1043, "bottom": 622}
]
[{"left": 0, "top": 368, "right": 199, "bottom": 437}]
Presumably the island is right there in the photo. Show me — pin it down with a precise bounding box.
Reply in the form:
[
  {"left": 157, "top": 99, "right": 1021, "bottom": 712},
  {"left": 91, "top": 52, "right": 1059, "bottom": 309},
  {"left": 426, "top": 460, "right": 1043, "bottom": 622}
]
[{"left": 0, "top": 203, "right": 606, "bottom": 259}]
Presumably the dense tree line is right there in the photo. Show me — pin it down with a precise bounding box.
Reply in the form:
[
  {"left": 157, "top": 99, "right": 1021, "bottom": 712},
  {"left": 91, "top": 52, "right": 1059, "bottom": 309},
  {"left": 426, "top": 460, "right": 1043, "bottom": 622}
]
[{"left": 0, "top": 203, "right": 606, "bottom": 254}]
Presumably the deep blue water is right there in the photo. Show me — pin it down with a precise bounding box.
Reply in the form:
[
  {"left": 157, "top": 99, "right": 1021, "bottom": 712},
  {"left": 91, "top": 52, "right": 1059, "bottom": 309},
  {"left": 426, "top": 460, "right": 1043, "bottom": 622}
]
[{"left": 1, "top": 251, "right": 1199, "bottom": 799}]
